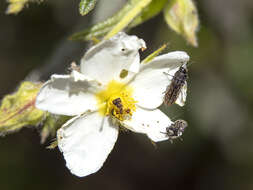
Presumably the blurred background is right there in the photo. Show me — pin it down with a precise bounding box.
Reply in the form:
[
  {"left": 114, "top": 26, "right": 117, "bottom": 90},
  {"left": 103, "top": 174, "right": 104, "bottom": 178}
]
[{"left": 1, "top": 0, "right": 253, "bottom": 189}]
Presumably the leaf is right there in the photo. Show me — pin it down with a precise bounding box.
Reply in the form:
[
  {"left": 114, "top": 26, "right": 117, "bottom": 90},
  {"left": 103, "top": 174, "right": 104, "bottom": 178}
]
[
  {"left": 79, "top": 0, "right": 97, "bottom": 16},
  {"left": 0, "top": 81, "right": 45, "bottom": 136},
  {"left": 71, "top": 0, "right": 168, "bottom": 41},
  {"left": 141, "top": 44, "right": 167, "bottom": 64},
  {"left": 129, "top": 0, "right": 168, "bottom": 28},
  {"left": 40, "top": 114, "right": 70, "bottom": 144},
  {"left": 104, "top": 0, "right": 152, "bottom": 39},
  {"left": 70, "top": 2, "right": 132, "bottom": 41},
  {"left": 6, "top": 0, "right": 29, "bottom": 14},
  {"left": 163, "top": 0, "right": 199, "bottom": 47}
]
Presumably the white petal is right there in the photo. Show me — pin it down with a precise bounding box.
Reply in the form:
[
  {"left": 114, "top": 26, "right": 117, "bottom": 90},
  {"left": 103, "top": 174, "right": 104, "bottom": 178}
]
[
  {"left": 130, "top": 51, "right": 189, "bottom": 109},
  {"left": 57, "top": 112, "right": 119, "bottom": 177},
  {"left": 146, "top": 51, "right": 189, "bottom": 70},
  {"left": 175, "top": 82, "right": 187, "bottom": 106},
  {"left": 121, "top": 107, "right": 172, "bottom": 142},
  {"left": 36, "top": 72, "right": 101, "bottom": 116},
  {"left": 130, "top": 67, "right": 168, "bottom": 110},
  {"left": 80, "top": 32, "right": 146, "bottom": 84}
]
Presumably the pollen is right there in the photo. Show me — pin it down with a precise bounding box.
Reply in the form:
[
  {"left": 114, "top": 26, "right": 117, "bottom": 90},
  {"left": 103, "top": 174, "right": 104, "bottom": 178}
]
[{"left": 95, "top": 80, "right": 136, "bottom": 121}]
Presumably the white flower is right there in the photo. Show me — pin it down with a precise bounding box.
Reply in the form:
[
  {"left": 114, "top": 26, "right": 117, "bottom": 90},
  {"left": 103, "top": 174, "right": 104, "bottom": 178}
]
[{"left": 35, "top": 32, "right": 189, "bottom": 177}]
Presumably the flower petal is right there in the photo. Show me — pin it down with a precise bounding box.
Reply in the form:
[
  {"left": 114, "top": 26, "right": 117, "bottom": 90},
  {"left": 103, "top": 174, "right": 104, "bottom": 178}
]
[
  {"left": 57, "top": 112, "right": 119, "bottom": 177},
  {"left": 36, "top": 72, "right": 101, "bottom": 116},
  {"left": 80, "top": 32, "right": 146, "bottom": 84},
  {"left": 145, "top": 51, "right": 190, "bottom": 70},
  {"left": 130, "top": 51, "right": 189, "bottom": 109},
  {"left": 121, "top": 107, "right": 172, "bottom": 142}
]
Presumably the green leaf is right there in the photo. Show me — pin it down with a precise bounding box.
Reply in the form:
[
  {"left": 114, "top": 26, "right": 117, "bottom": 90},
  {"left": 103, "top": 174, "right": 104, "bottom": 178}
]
[
  {"left": 0, "top": 81, "right": 46, "bottom": 136},
  {"left": 6, "top": 0, "right": 29, "bottom": 14},
  {"left": 71, "top": 0, "right": 159, "bottom": 41},
  {"left": 104, "top": 0, "right": 152, "bottom": 39},
  {"left": 129, "top": 0, "right": 168, "bottom": 28},
  {"left": 163, "top": 0, "right": 199, "bottom": 47},
  {"left": 79, "top": 0, "right": 97, "bottom": 16},
  {"left": 40, "top": 114, "right": 70, "bottom": 144},
  {"left": 70, "top": 2, "right": 132, "bottom": 41}
]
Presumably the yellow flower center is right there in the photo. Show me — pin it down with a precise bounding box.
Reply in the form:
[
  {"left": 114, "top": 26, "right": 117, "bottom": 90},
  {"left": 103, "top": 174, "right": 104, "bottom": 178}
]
[{"left": 95, "top": 80, "right": 136, "bottom": 121}]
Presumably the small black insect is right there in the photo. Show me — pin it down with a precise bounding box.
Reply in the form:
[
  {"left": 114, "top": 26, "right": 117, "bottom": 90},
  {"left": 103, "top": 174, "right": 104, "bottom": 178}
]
[
  {"left": 164, "top": 64, "right": 188, "bottom": 106},
  {"left": 112, "top": 98, "right": 123, "bottom": 114},
  {"left": 161, "top": 120, "right": 188, "bottom": 143}
]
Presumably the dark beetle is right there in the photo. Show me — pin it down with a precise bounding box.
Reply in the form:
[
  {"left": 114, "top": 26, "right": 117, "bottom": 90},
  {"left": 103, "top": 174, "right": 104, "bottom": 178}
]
[
  {"left": 161, "top": 120, "right": 188, "bottom": 142},
  {"left": 164, "top": 64, "right": 188, "bottom": 106}
]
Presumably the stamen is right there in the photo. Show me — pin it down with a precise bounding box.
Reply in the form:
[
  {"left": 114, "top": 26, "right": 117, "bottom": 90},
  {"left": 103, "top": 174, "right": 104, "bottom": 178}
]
[
  {"left": 106, "top": 92, "right": 136, "bottom": 121},
  {"left": 95, "top": 80, "right": 137, "bottom": 121}
]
